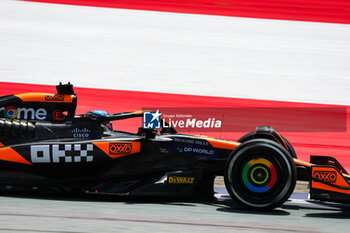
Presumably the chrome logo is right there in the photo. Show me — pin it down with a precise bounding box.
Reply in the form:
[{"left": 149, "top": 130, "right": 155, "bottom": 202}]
[
  {"left": 0, "top": 106, "right": 47, "bottom": 120},
  {"left": 242, "top": 158, "right": 277, "bottom": 193},
  {"left": 4, "top": 106, "right": 17, "bottom": 119}
]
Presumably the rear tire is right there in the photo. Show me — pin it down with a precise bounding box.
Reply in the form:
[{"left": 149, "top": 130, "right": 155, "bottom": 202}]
[{"left": 224, "top": 139, "right": 296, "bottom": 210}]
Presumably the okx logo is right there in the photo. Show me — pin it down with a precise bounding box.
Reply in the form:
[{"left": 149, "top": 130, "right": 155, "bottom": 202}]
[
  {"left": 143, "top": 110, "right": 161, "bottom": 129},
  {"left": 30, "top": 144, "right": 93, "bottom": 163}
]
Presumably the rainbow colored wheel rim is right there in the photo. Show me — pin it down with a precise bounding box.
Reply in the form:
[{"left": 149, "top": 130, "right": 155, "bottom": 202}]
[{"left": 242, "top": 158, "right": 277, "bottom": 193}]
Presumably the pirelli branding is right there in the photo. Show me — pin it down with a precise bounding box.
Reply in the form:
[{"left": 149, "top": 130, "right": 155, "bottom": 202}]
[
  {"left": 168, "top": 176, "right": 195, "bottom": 184},
  {"left": 313, "top": 170, "right": 337, "bottom": 183},
  {"left": 109, "top": 143, "right": 133, "bottom": 155},
  {"left": 45, "top": 94, "right": 65, "bottom": 102}
]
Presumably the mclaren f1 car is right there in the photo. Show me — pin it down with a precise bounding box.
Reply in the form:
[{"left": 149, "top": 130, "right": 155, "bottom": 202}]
[{"left": 0, "top": 83, "right": 350, "bottom": 210}]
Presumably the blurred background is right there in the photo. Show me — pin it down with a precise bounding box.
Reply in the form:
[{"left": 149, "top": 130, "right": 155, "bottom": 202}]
[{"left": 1, "top": 0, "right": 350, "bottom": 168}]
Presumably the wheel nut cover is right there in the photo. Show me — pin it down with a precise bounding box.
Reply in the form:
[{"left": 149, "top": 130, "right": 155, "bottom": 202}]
[{"left": 242, "top": 158, "right": 277, "bottom": 193}]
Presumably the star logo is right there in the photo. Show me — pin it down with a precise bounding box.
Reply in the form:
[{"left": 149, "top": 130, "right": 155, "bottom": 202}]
[
  {"left": 150, "top": 109, "right": 161, "bottom": 122},
  {"left": 143, "top": 110, "right": 162, "bottom": 129}
]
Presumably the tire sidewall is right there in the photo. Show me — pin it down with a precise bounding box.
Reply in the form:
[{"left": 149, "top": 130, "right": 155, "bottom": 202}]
[
  {"left": 224, "top": 139, "right": 296, "bottom": 210},
  {"left": 237, "top": 131, "right": 297, "bottom": 159}
]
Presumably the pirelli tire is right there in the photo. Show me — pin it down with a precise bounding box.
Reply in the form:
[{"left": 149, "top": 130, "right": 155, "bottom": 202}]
[
  {"left": 224, "top": 139, "right": 296, "bottom": 210},
  {"left": 237, "top": 131, "right": 297, "bottom": 159}
]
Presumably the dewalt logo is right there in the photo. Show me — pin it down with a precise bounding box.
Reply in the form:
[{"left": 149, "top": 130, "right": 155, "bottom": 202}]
[
  {"left": 313, "top": 170, "right": 337, "bottom": 183},
  {"left": 109, "top": 143, "right": 133, "bottom": 155},
  {"left": 168, "top": 176, "right": 195, "bottom": 184}
]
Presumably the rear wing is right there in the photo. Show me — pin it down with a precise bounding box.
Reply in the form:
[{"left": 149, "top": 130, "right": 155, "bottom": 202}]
[{"left": 0, "top": 83, "right": 77, "bottom": 122}]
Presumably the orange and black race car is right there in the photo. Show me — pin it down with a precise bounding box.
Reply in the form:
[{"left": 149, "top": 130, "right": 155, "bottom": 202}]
[{"left": 0, "top": 83, "right": 349, "bottom": 210}]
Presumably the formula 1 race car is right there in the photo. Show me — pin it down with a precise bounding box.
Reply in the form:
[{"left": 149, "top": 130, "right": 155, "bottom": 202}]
[{"left": 0, "top": 83, "right": 350, "bottom": 210}]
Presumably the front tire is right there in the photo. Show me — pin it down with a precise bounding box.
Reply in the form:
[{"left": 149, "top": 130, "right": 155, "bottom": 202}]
[
  {"left": 224, "top": 139, "right": 296, "bottom": 210},
  {"left": 237, "top": 131, "right": 297, "bottom": 158}
]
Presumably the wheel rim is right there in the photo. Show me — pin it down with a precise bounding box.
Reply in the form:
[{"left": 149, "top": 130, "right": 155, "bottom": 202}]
[
  {"left": 242, "top": 158, "right": 277, "bottom": 193},
  {"left": 226, "top": 143, "right": 294, "bottom": 209}
]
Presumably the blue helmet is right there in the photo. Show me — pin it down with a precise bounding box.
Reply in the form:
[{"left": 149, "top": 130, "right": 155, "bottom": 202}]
[{"left": 85, "top": 110, "right": 113, "bottom": 131}]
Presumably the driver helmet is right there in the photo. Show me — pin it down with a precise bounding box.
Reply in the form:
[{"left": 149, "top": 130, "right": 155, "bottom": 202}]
[{"left": 84, "top": 110, "right": 113, "bottom": 131}]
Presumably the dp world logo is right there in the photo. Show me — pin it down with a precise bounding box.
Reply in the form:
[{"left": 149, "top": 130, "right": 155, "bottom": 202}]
[{"left": 143, "top": 110, "right": 161, "bottom": 129}]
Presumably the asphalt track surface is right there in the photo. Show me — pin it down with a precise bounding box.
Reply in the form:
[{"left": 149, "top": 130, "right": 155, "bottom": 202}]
[{"left": 0, "top": 192, "right": 349, "bottom": 233}]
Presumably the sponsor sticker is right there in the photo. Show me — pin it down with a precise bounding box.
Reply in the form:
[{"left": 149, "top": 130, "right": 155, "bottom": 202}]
[
  {"left": 313, "top": 170, "right": 337, "bottom": 183},
  {"left": 45, "top": 94, "right": 65, "bottom": 102},
  {"left": 159, "top": 148, "right": 169, "bottom": 153},
  {"left": 183, "top": 146, "right": 214, "bottom": 155},
  {"left": 173, "top": 138, "right": 209, "bottom": 146},
  {"left": 72, "top": 128, "right": 91, "bottom": 138},
  {"left": 53, "top": 110, "right": 66, "bottom": 121},
  {"left": 109, "top": 143, "right": 133, "bottom": 155},
  {"left": 0, "top": 106, "right": 47, "bottom": 120},
  {"left": 30, "top": 144, "right": 93, "bottom": 163},
  {"left": 173, "top": 143, "right": 218, "bottom": 158},
  {"left": 168, "top": 176, "right": 195, "bottom": 184}
]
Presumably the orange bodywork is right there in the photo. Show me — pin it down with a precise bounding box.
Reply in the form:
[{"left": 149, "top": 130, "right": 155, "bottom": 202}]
[
  {"left": 207, "top": 139, "right": 240, "bottom": 150},
  {"left": 0, "top": 142, "right": 4, "bottom": 147},
  {"left": 15, "top": 93, "right": 74, "bottom": 103},
  {"left": 93, "top": 141, "right": 141, "bottom": 159},
  {"left": 132, "top": 110, "right": 144, "bottom": 115},
  {"left": 294, "top": 158, "right": 312, "bottom": 167},
  {"left": 0, "top": 147, "right": 32, "bottom": 165},
  {"left": 194, "top": 135, "right": 240, "bottom": 150},
  {"left": 274, "top": 131, "right": 289, "bottom": 150},
  {"left": 294, "top": 158, "right": 350, "bottom": 179},
  {"left": 311, "top": 166, "right": 350, "bottom": 195}
]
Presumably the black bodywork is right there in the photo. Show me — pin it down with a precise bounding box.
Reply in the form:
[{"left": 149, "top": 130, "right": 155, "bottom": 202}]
[{"left": 0, "top": 83, "right": 232, "bottom": 198}]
